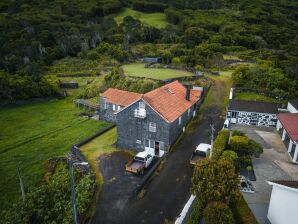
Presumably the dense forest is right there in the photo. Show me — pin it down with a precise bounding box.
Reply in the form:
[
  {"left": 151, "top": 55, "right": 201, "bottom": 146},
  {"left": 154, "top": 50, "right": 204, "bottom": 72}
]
[{"left": 0, "top": 0, "right": 297, "bottom": 100}]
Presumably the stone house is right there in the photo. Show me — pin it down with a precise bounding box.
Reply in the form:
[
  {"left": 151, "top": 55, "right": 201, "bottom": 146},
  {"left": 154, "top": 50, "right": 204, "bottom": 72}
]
[
  {"left": 226, "top": 99, "right": 278, "bottom": 127},
  {"left": 99, "top": 81, "right": 202, "bottom": 156}
]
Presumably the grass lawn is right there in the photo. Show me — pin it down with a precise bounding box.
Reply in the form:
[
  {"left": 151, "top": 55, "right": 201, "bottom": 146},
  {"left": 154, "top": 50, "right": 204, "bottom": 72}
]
[
  {"left": 0, "top": 96, "right": 110, "bottom": 210},
  {"left": 122, "top": 63, "right": 193, "bottom": 80},
  {"left": 234, "top": 92, "right": 285, "bottom": 104},
  {"left": 80, "top": 128, "right": 118, "bottom": 188},
  {"left": 114, "top": 8, "right": 168, "bottom": 29}
]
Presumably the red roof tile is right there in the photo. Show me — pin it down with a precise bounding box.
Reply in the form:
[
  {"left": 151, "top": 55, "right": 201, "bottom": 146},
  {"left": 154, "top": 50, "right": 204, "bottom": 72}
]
[
  {"left": 100, "top": 88, "right": 142, "bottom": 106},
  {"left": 278, "top": 113, "right": 298, "bottom": 141},
  {"left": 143, "top": 81, "right": 201, "bottom": 122}
]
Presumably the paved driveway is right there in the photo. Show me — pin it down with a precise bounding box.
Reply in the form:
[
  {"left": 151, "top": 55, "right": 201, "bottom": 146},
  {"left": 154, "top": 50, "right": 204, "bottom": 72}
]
[
  {"left": 121, "top": 105, "right": 224, "bottom": 224},
  {"left": 92, "top": 105, "right": 224, "bottom": 224},
  {"left": 230, "top": 125, "right": 294, "bottom": 224}
]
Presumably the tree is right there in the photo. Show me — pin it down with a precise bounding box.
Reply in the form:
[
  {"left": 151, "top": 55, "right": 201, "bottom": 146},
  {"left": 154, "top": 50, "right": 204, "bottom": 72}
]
[
  {"left": 191, "top": 159, "right": 240, "bottom": 204},
  {"left": 203, "top": 201, "right": 235, "bottom": 224}
]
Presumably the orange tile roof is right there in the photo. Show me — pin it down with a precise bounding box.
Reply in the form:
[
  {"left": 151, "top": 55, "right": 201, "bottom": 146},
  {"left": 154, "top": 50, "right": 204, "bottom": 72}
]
[
  {"left": 100, "top": 88, "right": 142, "bottom": 106},
  {"left": 143, "top": 81, "right": 201, "bottom": 122}
]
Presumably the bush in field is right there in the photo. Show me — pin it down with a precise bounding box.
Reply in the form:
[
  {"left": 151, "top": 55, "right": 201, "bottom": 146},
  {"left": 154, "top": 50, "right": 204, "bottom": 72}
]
[
  {"left": 192, "top": 159, "right": 240, "bottom": 204},
  {"left": 212, "top": 130, "right": 230, "bottom": 160},
  {"left": 204, "top": 201, "right": 235, "bottom": 224}
]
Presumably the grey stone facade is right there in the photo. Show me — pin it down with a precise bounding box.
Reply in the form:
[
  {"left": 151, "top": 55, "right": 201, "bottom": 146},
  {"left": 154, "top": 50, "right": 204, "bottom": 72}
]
[
  {"left": 116, "top": 99, "right": 197, "bottom": 154},
  {"left": 98, "top": 96, "right": 121, "bottom": 123}
]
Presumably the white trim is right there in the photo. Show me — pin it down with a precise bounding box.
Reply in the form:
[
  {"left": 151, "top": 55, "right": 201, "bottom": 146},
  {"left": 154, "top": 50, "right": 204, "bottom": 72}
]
[
  {"left": 175, "top": 195, "right": 196, "bottom": 224},
  {"left": 268, "top": 181, "right": 298, "bottom": 193}
]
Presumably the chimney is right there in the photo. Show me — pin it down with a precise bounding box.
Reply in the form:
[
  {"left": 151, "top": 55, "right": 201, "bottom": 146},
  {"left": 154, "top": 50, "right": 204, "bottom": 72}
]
[{"left": 186, "top": 85, "right": 191, "bottom": 101}]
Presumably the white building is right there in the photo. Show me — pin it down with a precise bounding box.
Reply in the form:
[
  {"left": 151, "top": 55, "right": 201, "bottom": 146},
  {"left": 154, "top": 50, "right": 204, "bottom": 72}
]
[
  {"left": 267, "top": 180, "right": 298, "bottom": 224},
  {"left": 276, "top": 113, "right": 298, "bottom": 163},
  {"left": 287, "top": 99, "right": 298, "bottom": 113}
]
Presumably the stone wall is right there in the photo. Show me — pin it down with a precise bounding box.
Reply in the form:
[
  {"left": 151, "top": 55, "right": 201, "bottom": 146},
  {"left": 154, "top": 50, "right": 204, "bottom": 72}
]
[{"left": 98, "top": 96, "right": 117, "bottom": 123}]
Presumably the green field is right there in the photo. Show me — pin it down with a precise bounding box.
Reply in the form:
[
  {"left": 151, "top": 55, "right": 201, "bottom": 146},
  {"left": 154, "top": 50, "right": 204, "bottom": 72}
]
[
  {"left": 234, "top": 92, "right": 284, "bottom": 104},
  {"left": 114, "top": 8, "right": 168, "bottom": 29},
  {"left": 122, "top": 63, "right": 193, "bottom": 80},
  {"left": 0, "top": 97, "right": 110, "bottom": 210}
]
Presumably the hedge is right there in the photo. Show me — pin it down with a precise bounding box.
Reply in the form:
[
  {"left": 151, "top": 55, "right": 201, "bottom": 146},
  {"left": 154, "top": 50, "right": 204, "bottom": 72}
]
[
  {"left": 204, "top": 201, "right": 235, "bottom": 224},
  {"left": 187, "top": 198, "right": 204, "bottom": 224},
  {"left": 212, "top": 130, "right": 230, "bottom": 160},
  {"left": 231, "top": 195, "right": 258, "bottom": 224}
]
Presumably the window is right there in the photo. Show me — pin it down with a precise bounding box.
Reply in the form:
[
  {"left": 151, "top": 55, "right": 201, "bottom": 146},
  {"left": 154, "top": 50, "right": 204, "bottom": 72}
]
[
  {"left": 146, "top": 139, "right": 155, "bottom": 148},
  {"left": 136, "top": 140, "right": 141, "bottom": 144},
  {"left": 139, "top": 101, "right": 145, "bottom": 109},
  {"left": 112, "top": 104, "right": 116, "bottom": 111},
  {"left": 188, "top": 108, "right": 191, "bottom": 116},
  {"left": 102, "top": 98, "right": 107, "bottom": 109},
  {"left": 117, "top": 105, "right": 121, "bottom": 111},
  {"left": 178, "top": 116, "right": 181, "bottom": 125},
  {"left": 149, "top": 122, "right": 156, "bottom": 132}
]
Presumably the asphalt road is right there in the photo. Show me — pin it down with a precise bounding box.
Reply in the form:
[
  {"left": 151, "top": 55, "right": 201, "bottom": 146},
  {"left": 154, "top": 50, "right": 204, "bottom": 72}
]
[{"left": 120, "top": 105, "right": 224, "bottom": 224}]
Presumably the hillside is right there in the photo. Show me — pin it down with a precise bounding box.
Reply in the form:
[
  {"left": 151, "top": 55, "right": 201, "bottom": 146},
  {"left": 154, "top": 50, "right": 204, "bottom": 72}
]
[{"left": 0, "top": 0, "right": 297, "bottom": 100}]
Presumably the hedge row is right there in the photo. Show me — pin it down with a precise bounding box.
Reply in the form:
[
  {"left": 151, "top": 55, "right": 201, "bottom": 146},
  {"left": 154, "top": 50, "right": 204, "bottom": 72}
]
[
  {"left": 187, "top": 198, "right": 204, "bottom": 224},
  {"left": 230, "top": 195, "right": 258, "bottom": 224},
  {"left": 212, "top": 130, "right": 230, "bottom": 160}
]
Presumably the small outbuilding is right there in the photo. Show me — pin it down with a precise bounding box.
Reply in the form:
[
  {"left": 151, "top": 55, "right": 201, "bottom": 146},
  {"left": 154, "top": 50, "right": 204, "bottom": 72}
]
[
  {"left": 226, "top": 99, "right": 278, "bottom": 127},
  {"left": 267, "top": 180, "right": 298, "bottom": 224},
  {"left": 276, "top": 113, "right": 298, "bottom": 163}
]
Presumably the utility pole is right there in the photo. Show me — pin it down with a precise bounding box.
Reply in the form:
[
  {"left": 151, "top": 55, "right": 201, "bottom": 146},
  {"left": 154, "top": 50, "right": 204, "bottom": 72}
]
[
  {"left": 69, "top": 162, "right": 78, "bottom": 224},
  {"left": 69, "top": 161, "right": 89, "bottom": 224},
  {"left": 209, "top": 124, "right": 215, "bottom": 159},
  {"left": 17, "top": 164, "right": 25, "bottom": 201}
]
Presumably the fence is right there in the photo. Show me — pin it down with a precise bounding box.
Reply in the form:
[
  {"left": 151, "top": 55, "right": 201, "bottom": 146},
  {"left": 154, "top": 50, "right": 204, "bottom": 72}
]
[{"left": 74, "top": 99, "right": 100, "bottom": 111}]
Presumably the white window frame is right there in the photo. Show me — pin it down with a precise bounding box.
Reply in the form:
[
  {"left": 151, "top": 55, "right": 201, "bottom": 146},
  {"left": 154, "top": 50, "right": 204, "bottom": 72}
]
[
  {"left": 136, "top": 140, "right": 141, "bottom": 144},
  {"left": 149, "top": 122, "right": 156, "bottom": 132},
  {"left": 112, "top": 104, "right": 116, "bottom": 111},
  {"left": 178, "top": 116, "right": 181, "bottom": 125},
  {"left": 117, "top": 105, "right": 121, "bottom": 111}
]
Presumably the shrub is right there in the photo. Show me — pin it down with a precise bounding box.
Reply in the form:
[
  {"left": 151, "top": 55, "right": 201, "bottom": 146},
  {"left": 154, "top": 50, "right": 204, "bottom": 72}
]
[
  {"left": 212, "top": 130, "right": 230, "bottom": 160},
  {"left": 230, "top": 195, "right": 257, "bottom": 224},
  {"left": 229, "top": 136, "right": 249, "bottom": 156},
  {"left": 232, "top": 130, "right": 246, "bottom": 136},
  {"left": 203, "top": 201, "right": 234, "bottom": 224},
  {"left": 192, "top": 159, "right": 240, "bottom": 204},
  {"left": 229, "top": 136, "right": 263, "bottom": 158},
  {"left": 187, "top": 198, "right": 204, "bottom": 224},
  {"left": 220, "top": 150, "right": 238, "bottom": 164}
]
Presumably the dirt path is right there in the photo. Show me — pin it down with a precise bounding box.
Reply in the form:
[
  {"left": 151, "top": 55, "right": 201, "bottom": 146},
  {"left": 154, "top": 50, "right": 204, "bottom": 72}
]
[{"left": 93, "top": 78, "right": 230, "bottom": 224}]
